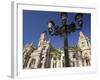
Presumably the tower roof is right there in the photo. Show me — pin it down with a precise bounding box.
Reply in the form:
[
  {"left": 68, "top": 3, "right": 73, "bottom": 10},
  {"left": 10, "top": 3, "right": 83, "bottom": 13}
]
[{"left": 79, "top": 31, "right": 85, "bottom": 39}]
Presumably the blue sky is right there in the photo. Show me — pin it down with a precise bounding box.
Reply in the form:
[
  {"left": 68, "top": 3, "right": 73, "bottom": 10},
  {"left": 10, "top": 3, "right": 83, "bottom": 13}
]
[{"left": 23, "top": 10, "right": 91, "bottom": 48}]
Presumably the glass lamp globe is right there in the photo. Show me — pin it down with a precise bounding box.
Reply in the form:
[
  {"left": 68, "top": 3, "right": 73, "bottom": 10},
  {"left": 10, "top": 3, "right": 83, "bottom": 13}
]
[
  {"left": 61, "top": 12, "right": 67, "bottom": 20},
  {"left": 48, "top": 20, "right": 55, "bottom": 29}
]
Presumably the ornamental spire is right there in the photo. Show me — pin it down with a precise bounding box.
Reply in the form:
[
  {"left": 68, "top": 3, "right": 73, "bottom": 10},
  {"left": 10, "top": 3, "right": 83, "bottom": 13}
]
[{"left": 79, "top": 31, "right": 85, "bottom": 39}]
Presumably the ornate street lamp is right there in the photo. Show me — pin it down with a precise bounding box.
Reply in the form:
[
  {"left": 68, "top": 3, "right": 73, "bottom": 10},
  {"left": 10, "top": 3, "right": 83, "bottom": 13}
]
[{"left": 47, "top": 12, "right": 83, "bottom": 67}]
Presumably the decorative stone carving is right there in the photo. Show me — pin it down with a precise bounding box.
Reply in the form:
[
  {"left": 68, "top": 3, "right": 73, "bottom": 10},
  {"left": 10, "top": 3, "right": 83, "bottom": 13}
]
[
  {"left": 23, "top": 32, "right": 50, "bottom": 69},
  {"left": 23, "top": 31, "right": 91, "bottom": 69}
]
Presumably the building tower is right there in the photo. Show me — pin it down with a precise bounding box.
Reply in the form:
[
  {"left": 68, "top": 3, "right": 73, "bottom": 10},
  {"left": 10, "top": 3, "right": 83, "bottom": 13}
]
[
  {"left": 26, "top": 31, "right": 50, "bottom": 69},
  {"left": 38, "top": 31, "right": 47, "bottom": 47},
  {"left": 78, "top": 31, "right": 91, "bottom": 66}
]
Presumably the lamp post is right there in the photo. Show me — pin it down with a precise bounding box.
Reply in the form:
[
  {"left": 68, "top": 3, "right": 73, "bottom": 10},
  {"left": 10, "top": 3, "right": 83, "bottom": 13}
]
[{"left": 47, "top": 12, "right": 83, "bottom": 67}]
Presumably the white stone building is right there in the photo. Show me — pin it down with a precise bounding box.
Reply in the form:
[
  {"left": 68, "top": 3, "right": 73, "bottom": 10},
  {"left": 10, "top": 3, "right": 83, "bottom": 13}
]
[
  {"left": 23, "top": 32, "right": 50, "bottom": 69},
  {"left": 50, "top": 31, "right": 91, "bottom": 68},
  {"left": 77, "top": 31, "right": 91, "bottom": 66},
  {"left": 50, "top": 48, "right": 64, "bottom": 68},
  {"left": 23, "top": 31, "right": 91, "bottom": 69}
]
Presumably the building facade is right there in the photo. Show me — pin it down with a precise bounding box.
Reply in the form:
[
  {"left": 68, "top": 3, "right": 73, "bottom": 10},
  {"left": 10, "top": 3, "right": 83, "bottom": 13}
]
[
  {"left": 23, "top": 32, "right": 51, "bottom": 69},
  {"left": 50, "top": 31, "right": 91, "bottom": 68},
  {"left": 23, "top": 31, "right": 91, "bottom": 69}
]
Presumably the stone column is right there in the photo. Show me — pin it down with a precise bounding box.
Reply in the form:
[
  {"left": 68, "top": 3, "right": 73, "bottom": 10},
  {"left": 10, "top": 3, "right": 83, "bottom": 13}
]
[
  {"left": 73, "top": 58, "right": 76, "bottom": 67},
  {"left": 51, "top": 58, "right": 54, "bottom": 68},
  {"left": 34, "top": 56, "right": 40, "bottom": 68},
  {"left": 41, "top": 52, "right": 46, "bottom": 68},
  {"left": 56, "top": 59, "right": 60, "bottom": 68},
  {"left": 78, "top": 58, "right": 83, "bottom": 67},
  {"left": 26, "top": 58, "right": 32, "bottom": 68},
  {"left": 60, "top": 56, "right": 63, "bottom": 67}
]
